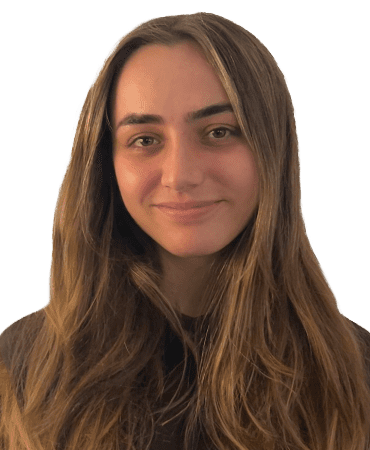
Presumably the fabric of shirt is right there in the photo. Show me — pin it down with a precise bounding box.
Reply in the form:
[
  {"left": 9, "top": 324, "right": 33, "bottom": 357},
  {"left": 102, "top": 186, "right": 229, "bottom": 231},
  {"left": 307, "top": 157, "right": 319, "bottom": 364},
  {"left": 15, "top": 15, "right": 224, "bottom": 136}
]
[
  {"left": 1, "top": 311, "right": 370, "bottom": 450},
  {"left": 149, "top": 313, "right": 205, "bottom": 449}
]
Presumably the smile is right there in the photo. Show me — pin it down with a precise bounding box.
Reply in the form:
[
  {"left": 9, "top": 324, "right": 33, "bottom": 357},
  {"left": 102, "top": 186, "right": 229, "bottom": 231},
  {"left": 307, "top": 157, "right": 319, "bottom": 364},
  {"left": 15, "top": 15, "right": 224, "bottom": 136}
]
[{"left": 154, "top": 201, "right": 222, "bottom": 223}]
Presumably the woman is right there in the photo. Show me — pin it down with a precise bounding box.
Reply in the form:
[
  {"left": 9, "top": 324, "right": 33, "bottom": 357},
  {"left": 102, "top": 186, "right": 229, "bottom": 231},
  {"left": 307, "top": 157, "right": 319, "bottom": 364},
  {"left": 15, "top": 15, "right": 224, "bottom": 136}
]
[{"left": 1, "top": 12, "right": 369, "bottom": 450}]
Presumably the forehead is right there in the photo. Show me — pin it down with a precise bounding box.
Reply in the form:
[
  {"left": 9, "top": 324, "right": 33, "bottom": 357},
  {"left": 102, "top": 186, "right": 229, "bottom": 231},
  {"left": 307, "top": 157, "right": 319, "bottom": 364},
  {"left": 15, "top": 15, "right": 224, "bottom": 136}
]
[{"left": 113, "top": 42, "right": 230, "bottom": 120}]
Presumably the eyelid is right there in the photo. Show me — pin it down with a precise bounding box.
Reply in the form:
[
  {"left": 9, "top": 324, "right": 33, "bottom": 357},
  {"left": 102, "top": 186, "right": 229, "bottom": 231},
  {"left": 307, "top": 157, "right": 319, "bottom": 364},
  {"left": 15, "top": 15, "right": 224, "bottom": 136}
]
[
  {"left": 203, "top": 124, "right": 239, "bottom": 136},
  {"left": 128, "top": 134, "right": 160, "bottom": 147},
  {"left": 127, "top": 125, "right": 240, "bottom": 148},
  {"left": 203, "top": 126, "right": 241, "bottom": 144}
]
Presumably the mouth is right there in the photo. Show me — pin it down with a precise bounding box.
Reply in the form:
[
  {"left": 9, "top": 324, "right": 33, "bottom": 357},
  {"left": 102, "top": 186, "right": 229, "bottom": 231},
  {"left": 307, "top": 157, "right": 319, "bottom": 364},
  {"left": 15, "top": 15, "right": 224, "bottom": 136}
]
[
  {"left": 155, "top": 200, "right": 221, "bottom": 210},
  {"left": 154, "top": 201, "right": 222, "bottom": 223}
]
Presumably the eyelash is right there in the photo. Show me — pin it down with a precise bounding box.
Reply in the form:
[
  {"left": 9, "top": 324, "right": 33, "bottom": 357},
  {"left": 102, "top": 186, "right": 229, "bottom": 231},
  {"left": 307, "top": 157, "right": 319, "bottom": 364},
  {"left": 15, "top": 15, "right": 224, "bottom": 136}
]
[{"left": 128, "top": 127, "right": 240, "bottom": 149}]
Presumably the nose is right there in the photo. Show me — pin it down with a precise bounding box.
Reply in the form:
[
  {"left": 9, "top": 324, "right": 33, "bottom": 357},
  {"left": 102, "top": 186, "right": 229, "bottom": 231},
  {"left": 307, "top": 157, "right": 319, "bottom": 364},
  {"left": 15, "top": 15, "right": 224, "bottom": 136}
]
[{"left": 160, "top": 136, "right": 204, "bottom": 191}]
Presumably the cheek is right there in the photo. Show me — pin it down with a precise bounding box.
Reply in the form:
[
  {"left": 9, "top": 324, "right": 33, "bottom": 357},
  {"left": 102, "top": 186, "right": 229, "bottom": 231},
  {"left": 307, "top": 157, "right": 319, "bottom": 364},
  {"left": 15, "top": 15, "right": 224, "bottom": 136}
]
[
  {"left": 242, "top": 164, "right": 259, "bottom": 201},
  {"left": 114, "top": 157, "right": 153, "bottom": 206},
  {"left": 114, "top": 157, "right": 136, "bottom": 200},
  {"left": 223, "top": 152, "right": 259, "bottom": 199}
]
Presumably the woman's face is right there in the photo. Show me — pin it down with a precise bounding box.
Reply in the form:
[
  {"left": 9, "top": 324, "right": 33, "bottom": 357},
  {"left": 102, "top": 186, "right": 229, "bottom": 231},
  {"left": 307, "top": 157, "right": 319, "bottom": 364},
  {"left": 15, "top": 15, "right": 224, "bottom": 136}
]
[{"left": 112, "top": 41, "right": 259, "bottom": 260}]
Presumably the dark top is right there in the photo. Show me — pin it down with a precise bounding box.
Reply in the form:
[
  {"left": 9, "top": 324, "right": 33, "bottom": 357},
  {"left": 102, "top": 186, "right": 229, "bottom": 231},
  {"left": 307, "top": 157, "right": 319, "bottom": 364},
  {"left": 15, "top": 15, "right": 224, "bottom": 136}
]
[{"left": 1, "top": 312, "right": 370, "bottom": 450}]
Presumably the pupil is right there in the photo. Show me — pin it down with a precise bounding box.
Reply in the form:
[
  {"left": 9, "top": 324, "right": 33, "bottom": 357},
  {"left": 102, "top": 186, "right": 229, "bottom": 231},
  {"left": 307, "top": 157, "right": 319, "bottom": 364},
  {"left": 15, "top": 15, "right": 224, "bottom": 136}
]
[
  {"left": 215, "top": 129, "right": 225, "bottom": 137},
  {"left": 143, "top": 137, "right": 151, "bottom": 145}
]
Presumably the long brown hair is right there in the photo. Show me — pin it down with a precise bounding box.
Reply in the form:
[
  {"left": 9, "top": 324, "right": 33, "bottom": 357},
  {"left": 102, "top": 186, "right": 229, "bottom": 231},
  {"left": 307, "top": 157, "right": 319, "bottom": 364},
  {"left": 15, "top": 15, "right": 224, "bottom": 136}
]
[{"left": 1, "top": 12, "right": 370, "bottom": 450}]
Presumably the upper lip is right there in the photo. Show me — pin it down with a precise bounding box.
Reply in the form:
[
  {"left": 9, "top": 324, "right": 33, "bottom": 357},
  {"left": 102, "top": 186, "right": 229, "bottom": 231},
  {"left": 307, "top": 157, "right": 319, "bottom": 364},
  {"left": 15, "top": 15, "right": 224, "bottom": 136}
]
[{"left": 155, "top": 200, "right": 220, "bottom": 210}]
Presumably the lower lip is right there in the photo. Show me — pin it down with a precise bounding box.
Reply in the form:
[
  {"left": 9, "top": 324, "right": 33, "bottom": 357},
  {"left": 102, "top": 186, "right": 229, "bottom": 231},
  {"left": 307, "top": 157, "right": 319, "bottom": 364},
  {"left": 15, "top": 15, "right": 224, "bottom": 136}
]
[{"left": 154, "top": 201, "right": 222, "bottom": 223}]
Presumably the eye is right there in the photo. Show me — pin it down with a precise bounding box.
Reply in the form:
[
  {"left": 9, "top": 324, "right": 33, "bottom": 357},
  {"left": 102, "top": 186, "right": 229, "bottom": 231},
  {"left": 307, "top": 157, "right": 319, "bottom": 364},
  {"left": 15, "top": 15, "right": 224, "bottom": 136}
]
[
  {"left": 208, "top": 127, "right": 233, "bottom": 140},
  {"left": 129, "top": 127, "right": 241, "bottom": 148},
  {"left": 207, "top": 127, "right": 241, "bottom": 141},
  {"left": 130, "top": 136, "right": 158, "bottom": 147}
]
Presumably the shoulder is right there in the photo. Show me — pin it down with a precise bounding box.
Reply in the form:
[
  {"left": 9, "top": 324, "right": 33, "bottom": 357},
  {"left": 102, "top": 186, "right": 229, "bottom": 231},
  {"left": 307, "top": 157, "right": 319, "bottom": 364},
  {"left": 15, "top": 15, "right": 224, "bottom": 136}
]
[
  {"left": 0, "top": 310, "right": 45, "bottom": 373},
  {"left": 344, "top": 317, "right": 370, "bottom": 383},
  {"left": 346, "top": 318, "right": 370, "bottom": 350}
]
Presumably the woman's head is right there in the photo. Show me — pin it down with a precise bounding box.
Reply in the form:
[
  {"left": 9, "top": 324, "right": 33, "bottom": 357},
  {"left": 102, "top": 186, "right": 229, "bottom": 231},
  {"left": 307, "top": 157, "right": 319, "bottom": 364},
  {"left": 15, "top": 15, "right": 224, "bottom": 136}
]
[
  {"left": 2, "top": 13, "right": 369, "bottom": 450},
  {"left": 72, "top": 12, "right": 294, "bottom": 268},
  {"left": 111, "top": 41, "right": 259, "bottom": 263}
]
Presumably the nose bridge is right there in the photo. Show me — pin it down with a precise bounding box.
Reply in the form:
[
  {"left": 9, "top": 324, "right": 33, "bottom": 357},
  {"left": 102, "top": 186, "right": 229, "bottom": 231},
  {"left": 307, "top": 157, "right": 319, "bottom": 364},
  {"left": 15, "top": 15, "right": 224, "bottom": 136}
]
[{"left": 161, "top": 129, "right": 203, "bottom": 189}]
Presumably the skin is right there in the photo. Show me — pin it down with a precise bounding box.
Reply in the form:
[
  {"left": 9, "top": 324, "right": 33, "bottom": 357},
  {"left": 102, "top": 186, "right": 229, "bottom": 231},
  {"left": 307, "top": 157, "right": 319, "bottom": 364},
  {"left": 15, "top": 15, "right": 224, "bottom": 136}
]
[{"left": 112, "top": 41, "right": 259, "bottom": 317}]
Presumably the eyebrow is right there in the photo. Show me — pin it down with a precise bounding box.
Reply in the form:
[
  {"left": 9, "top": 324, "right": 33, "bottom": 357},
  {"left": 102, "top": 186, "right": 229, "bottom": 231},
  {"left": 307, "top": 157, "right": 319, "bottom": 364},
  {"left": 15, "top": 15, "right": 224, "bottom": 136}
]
[{"left": 115, "top": 102, "right": 234, "bottom": 133}]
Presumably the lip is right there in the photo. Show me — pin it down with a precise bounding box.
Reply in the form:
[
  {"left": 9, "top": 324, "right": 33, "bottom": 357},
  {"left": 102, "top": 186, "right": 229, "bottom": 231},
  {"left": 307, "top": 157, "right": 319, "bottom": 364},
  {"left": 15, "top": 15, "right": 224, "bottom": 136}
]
[
  {"left": 155, "top": 200, "right": 219, "bottom": 210},
  {"left": 154, "top": 201, "right": 222, "bottom": 223}
]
